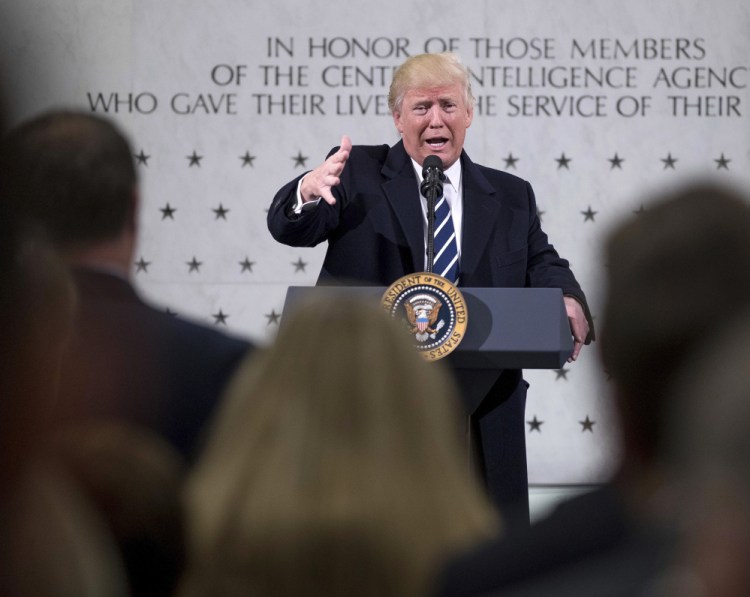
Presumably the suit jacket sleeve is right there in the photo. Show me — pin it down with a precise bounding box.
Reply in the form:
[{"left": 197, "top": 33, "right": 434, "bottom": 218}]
[
  {"left": 523, "top": 182, "right": 595, "bottom": 342},
  {"left": 267, "top": 147, "right": 345, "bottom": 248}
]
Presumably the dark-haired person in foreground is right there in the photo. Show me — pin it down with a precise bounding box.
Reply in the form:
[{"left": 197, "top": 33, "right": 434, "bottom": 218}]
[
  {"left": 268, "top": 52, "right": 594, "bottom": 524},
  {"left": 1, "top": 109, "right": 253, "bottom": 461},
  {"left": 435, "top": 183, "right": 750, "bottom": 597}
]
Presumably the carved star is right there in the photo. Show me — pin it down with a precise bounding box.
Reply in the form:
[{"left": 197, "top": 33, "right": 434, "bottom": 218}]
[
  {"left": 239, "top": 257, "right": 255, "bottom": 273},
  {"left": 292, "top": 257, "right": 308, "bottom": 273},
  {"left": 213, "top": 204, "right": 229, "bottom": 220},
  {"left": 581, "top": 206, "right": 598, "bottom": 222},
  {"left": 187, "top": 151, "right": 203, "bottom": 167},
  {"left": 292, "top": 151, "right": 308, "bottom": 168},
  {"left": 160, "top": 203, "right": 176, "bottom": 220},
  {"left": 265, "top": 309, "right": 281, "bottom": 326},
  {"left": 527, "top": 416, "right": 543, "bottom": 432},
  {"left": 555, "top": 153, "right": 572, "bottom": 169},
  {"left": 555, "top": 368, "right": 569, "bottom": 380},
  {"left": 134, "top": 149, "right": 150, "bottom": 166},
  {"left": 212, "top": 310, "right": 228, "bottom": 325},
  {"left": 580, "top": 415, "right": 596, "bottom": 432},
  {"left": 661, "top": 153, "right": 678, "bottom": 170},
  {"left": 187, "top": 257, "right": 202, "bottom": 273},
  {"left": 503, "top": 153, "right": 519, "bottom": 169},
  {"left": 714, "top": 153, "right": 731, "bottom": 170},
  {"left": 608, "top": 153, "right": 625, "bottom": 169},
  {"left": 134, "top": 257, "right": 151, "bottom": 273},
  {"left": 240, "top": 151, "right": 256, "bottom": 167}
]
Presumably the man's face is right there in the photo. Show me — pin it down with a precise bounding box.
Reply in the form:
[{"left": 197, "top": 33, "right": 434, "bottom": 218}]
[{"left": 392, "top": 83, "right": 473, "bottom": 169}]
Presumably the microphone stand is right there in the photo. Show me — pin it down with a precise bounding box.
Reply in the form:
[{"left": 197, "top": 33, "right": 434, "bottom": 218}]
[
  {"left": 421, "top": 155, "right": 445, "bottom": 274},
  {"left": 425, "top": 184, "right": 438, "bottom": 273}
]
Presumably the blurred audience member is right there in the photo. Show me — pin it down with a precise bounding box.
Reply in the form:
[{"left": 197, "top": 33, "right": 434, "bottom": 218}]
[
  {"left": 0, "top": 109, "right": 253, "bottom": 460},
  {"left": 435, "top": 183, "right": 750, "bottom": 597},
  {"left": 654, "top": 312, "right": 750, "bottom": 597},
  {"left": 1, "top": 457, "right": 130, "bottom": 597},
  {"left": 0, "top": 185, "right": 129, "bottom": 597},
  {"left": 0, "top": 227, "right": 75, "bottom": 473},
  {"left": 54, "top": 421, "right": 188, "bottom": 597},
  {"left": 178, "top": 294, "right": 499, "bottom": 597},
  {"left": 1, "top": 52, "right": 129, "bottom": 597}
]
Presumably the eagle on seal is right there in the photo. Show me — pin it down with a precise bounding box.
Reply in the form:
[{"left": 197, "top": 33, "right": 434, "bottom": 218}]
[{"left": 405, "top": 298, "right": 442, "bottom": 341}]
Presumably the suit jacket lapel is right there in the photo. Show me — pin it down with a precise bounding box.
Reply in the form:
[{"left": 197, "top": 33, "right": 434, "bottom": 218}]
[
  {"left": 378, "top": 144, "right": 508, "bottom": 277},
  {"left": 381, "top": 141, "right": 425, "bottom": 271},
  {"left": 460, "top": 152, "right": 505, "bottom": 280}
]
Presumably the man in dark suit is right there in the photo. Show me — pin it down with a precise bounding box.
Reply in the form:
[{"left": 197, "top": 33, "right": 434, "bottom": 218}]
[
  {"left": 1, "top": 110, "right": 252, "bottom": 460},
  {"left": 268, "top": 52, "right": 593, "bottom": 523}
]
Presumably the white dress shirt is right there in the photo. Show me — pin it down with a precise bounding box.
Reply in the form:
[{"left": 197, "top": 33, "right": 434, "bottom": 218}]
[{"left": 411, "top": 157, "right": 464, "bottom": 267}]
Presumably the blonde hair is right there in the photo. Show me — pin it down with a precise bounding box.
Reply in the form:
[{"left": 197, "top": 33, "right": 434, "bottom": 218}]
[
  {"left": 388, "top": 52, "right": 474, "bottom": 113},
  {"left": 181, "top": 294, "right": 498, "bottom": 597}
]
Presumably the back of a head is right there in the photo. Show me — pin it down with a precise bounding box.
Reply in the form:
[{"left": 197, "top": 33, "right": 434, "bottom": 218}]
[
  {"left": 0, "top": 460, "right": 130, "bottom": 597},
  {"left": 55, "top": 422, "right": 187, "bottom": 597},
  {"left": 1, "top": 109, "right": 136, "bottom": 248},
  {"left": 0, "top": 155, "right": 77, "bottom": 478},
  {"left": 667, "top": 310, "right": 750, "bottom": 491},
  {"left": 600, "top": 183, "right": 750, "bottom": 461},
  {"left": 0, "top": 234, "right": 75, "bottom": 476},
  {"left": 205, "top": 293, "right": 473, "bottom": 491},
  {"left": 182, "top": 294, "right": 497, "bottom": 597},
  {"left": 662, "top": 311, "right": 750, "bottom": 597},
  {"left": 265, "top": 294, "right": 467, "bottom": 471}
]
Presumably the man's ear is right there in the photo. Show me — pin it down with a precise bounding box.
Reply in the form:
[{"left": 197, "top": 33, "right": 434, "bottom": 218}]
[
  {"left": 392, "top": 110, "right": 403, "bottom": 135},
  {"left": 465, "top": 102, "right": 474, "bottom": 130}
]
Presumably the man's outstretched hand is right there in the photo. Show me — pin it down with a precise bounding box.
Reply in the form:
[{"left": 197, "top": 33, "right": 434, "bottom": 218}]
[{"left": 299, "top": 135, "right": 352, "bottom": 206}]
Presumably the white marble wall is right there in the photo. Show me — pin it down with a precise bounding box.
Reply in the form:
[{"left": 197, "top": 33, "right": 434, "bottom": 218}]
[{"left": 2, "top": 0, "right": 749, "bottom": 483}]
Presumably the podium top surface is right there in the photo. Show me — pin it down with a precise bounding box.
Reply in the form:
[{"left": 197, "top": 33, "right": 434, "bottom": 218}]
[{"left": 283, "top": 285, "right": 573, "bottom": 370}]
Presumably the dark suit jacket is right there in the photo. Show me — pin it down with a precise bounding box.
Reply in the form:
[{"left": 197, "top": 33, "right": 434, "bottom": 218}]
[
  {"left": 268, "top": 141, "right": 593, "bottom": 518},
  {"left": 434, "top": 485, "right": 677, "bottom": 597},
  {"left": 56, "top": 268, "right": 252, "bottom": 460},
  {"left": 269, "top": 141, "right": 591, "bottom": 312}
]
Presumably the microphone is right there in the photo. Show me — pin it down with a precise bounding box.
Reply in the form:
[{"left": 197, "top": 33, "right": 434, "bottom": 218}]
[
  {"left": 420, "top": 155, "right": 445, "bottom": 199},
  {"left": 421, "top": 155, "right": 445, "bottom": 273}
]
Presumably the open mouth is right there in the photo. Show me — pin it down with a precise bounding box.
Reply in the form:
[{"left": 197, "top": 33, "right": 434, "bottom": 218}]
[{"left": 426, "top": 137, "right": 448, "bottom": 150}]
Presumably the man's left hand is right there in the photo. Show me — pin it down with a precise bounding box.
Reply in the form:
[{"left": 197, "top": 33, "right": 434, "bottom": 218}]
[{"left": 564, "top": 296, "right": 590, "bottom": 363}]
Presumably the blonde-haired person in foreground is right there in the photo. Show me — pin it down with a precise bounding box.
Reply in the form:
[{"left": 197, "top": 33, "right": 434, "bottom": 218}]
[{"left": 178, "top": 294, "right": 499, "bottom": 597}]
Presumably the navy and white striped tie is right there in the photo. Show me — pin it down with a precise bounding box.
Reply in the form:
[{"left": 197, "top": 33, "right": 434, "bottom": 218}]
[{"left": 432, "top": 193, "right": 459, "bottom": 284}]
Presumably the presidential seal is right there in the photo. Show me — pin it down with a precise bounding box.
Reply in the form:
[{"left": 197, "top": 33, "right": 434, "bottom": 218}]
[{"left": 381, "top": 273, "right": 468, "bottom": 361}]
